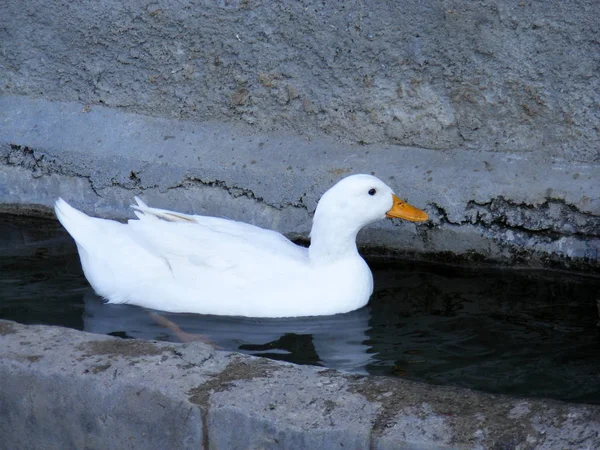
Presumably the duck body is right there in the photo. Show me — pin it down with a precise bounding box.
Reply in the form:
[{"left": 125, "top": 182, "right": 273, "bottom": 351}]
[{"left": 55, "top": 174, "right": 427, "bottom": 317}]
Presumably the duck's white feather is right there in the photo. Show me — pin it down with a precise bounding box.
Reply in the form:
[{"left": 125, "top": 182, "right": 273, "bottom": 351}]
[
  {"left": 130, "top": 196, "right": 305, "bottom": 262},
  {"left": 55, "top": 174, "right": 423, "bottom": 317}
]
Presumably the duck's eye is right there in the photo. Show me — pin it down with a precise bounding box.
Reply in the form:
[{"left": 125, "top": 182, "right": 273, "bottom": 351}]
[{"left": 368, "top": 188, "right": 377, "bottom": 196}]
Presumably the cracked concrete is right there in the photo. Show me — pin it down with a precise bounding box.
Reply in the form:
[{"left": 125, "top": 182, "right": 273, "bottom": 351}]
[
  {"left": 1, "top": 95, "right": 598, "bottom": 270},
  {"left": 2, "top": 319, "right": 600, "bottom": 449},
  {"left": 1, "top": 0, "right": 599, "bottom": 270}
]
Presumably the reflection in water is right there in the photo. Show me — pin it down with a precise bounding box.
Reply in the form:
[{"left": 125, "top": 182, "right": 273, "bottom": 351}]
[
  {"left": 81, "top": 290, "right": 375, "bottom": 373},
  {"left": 1, "top": 215, "right": 600, "bottom": 404}
]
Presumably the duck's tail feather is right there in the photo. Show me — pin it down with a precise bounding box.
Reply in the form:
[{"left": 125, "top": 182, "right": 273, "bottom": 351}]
[
  {"left": 54, "top": 198, "right": 106, "bottom": 252},
  {"left": 55, "top": 198, "right": 90, "bottom": 237},
  {"left": 131, "top": 197, "right": 195, "bottom": 223}
]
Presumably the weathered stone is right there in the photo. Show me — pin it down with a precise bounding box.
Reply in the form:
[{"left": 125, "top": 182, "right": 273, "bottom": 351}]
[
  {"left": 2, "top": 320, "right": 600, "bottom": 449},
  {"left": 1, "top": 95, "right": 598, "bottom": 270},
  {"left": 1, "top": 0, "right": 599, "bottom": 269},
  {"left": 0, "top": 0, "right": 598, "bottom": 164}
]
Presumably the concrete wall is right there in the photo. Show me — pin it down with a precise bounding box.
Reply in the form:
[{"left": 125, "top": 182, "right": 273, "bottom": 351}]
[
  {"left": 3, "top": 319, "right": 600, "bottom": 450},
  {"left": 2, "top": 0, "right": 599, "bottom": 163},
  {"left": 1, "top": 0, "right": 599, "bottom": 269}
]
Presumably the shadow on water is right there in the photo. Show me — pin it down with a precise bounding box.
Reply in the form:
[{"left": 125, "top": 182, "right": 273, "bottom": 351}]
[{"left": 1, "top": 214, "right": 600, "bottom": 404}]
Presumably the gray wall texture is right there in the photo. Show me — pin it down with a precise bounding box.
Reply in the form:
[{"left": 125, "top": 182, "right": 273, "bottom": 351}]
[
  {"left": 2, "top": 0, "right": 599, "bottom": 162},
  {"left": 0, "top": 0, "right": 599, "bottom": 269}
]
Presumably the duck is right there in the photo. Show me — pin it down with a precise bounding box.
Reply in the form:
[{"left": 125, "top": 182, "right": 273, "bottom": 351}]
[{"left": 55, "top": 174, "right": 428, "bottom": 317}]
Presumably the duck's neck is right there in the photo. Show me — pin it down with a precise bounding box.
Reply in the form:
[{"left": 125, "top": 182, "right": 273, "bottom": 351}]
[{"left": 308, "top": 215, "right": 361, "bottom": 264}]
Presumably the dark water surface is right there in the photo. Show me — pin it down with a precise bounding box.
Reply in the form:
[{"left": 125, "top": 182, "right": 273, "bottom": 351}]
[{"left": 1, "top": 214, "right": 600, "bottom": 404}]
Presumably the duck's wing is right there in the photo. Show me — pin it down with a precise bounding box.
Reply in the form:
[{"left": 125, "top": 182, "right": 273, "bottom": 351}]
[
  {"left": 132, "top": 197, "right": 294, "bottom": 247},
  {"left": 127, "top": 202, "right": 307, "bottom": 282}
]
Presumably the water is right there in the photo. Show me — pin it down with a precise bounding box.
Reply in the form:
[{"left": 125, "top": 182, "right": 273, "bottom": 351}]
[{"left": 1, "top": 214, "right": 600, "bottom": 404}]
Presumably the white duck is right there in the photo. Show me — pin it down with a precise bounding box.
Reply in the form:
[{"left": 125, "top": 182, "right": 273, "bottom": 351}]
[{"left": 55, "top": 174, "right": 428, "bottom": 317}]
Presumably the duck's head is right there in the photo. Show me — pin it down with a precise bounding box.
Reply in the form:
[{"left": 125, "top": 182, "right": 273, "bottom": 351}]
[{"left": 314, "top": 174, "right": 428, "bottom": 230}]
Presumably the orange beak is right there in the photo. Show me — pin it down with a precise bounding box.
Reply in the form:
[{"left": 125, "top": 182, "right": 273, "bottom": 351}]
[{"left": 386, "top": 194, "right": 428, "bottom": 222}]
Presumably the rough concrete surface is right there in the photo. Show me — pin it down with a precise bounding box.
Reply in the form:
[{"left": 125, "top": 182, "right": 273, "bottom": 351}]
[
  {"left": 2, "top": 319, "right": 600, "bottom": 450},
  {"left": 1, "top": 95, "right": 599, "bottom": 270},
  {"left": 1, "top": 0, "right": 599, "bottom": 164},
  {"left": 1, "top": 0, "right": 599, "bottom": 269}
]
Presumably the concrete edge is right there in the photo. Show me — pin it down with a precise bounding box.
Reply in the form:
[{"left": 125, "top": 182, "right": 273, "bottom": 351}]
[
  {"left": 1, "top": 95, "right": 599, "bottom": 271},
  {"left": 1, "top": 319, "right": 599, "bottom": 449}
]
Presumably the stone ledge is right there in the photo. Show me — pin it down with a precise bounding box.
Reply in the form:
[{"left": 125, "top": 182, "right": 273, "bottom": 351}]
[
  {"left": 1, "top": 319, "right": 599, "bottom": 449},
  {"left": 1, "top": 95, "right": 598, "bottom": 270}
]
